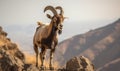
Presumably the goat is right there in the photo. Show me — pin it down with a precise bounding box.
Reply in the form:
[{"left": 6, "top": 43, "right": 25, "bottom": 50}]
[{"left": 33, "top": 6, "right": 65, "bottom": 70}]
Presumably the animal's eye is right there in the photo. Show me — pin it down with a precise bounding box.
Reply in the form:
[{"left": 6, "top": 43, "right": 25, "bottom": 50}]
[{"left": 53, "top": 17, "right": 57, "bottom": 22}]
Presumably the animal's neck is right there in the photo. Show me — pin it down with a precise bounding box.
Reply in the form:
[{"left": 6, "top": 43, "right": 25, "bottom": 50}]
[
  {"left": 41, "top": 21, "right": 58, "bottom": 48},
  {"left": 47, "top": 22, "right": 57, "bottom": 39}
]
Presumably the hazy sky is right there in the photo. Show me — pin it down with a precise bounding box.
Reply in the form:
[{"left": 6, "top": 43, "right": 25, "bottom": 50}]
[
  {"left": 0, "top": 0, "right": 120, "bottom": 53},
  {"left": 0, "top": 0, "right": 120, "bottom": 25}
]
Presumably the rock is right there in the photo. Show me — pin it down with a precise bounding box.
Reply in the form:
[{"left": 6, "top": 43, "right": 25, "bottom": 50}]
[
  {"left": 0, "top": 26, "right": 2, "bottom": 32},
  {"left": 0, "top": 51, "right": 24, "bottom": 71},
  {"left": 0, "top": 26, "right": 25, "bottom": 71},
  {"left": 0, "top": 44, "right": 25, "bottom": 71},
  {"left": 66, "top": 56, "right": 94, "bottom": 71},
  {"left": 23, "top": 64, "right": 39, "bottom": 71},
  {"left": 0, "top": 26, "right": 7, "bottom": 37}
]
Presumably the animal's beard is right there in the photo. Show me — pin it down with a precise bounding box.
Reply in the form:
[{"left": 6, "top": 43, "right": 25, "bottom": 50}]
[
  {"left": 58, "top": 30, "right": 62, "bottom": 35},
  {"left": 57, "top": 24, "right": 63, "bottom": 35}
]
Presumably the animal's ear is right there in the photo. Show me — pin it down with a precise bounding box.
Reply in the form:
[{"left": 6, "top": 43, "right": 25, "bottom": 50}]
[
  {"left": 64, "top": 17, "right": 68, "bottom": 20},
  {"left": 62, "top": 17, "right": 68, "bottom": 22},
  {"left": 46, "top": 14, "right": 52, "bottom": 19}
]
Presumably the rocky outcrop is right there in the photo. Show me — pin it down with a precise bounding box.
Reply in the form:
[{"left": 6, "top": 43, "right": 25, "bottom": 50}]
[
  {"left": 66, "top": 56, "right": 94, "bottom": 71},
  {"left": 0, "top": 26, "right": 25, "bottom": 71}
]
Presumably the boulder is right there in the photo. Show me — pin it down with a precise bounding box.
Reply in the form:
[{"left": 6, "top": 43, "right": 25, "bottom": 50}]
[{"left": 66, "top": 56, "right": 94, "bottom": 71}]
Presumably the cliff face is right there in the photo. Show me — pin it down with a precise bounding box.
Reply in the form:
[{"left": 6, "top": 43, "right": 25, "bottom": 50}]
[
  {"left": 0, "top": 26, "right": 25, "bottom": 71},
  {"left": 57, "top": 19, "right": 120, "bottom": 71}
]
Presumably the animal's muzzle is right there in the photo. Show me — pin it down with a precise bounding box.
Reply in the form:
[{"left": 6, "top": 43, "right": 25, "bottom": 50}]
[
  {"left": 58, "top": 24, "right": 63, "bottom": 34},
  {"left": 58, "top": 24, "right": 63, "bottom": 30}
]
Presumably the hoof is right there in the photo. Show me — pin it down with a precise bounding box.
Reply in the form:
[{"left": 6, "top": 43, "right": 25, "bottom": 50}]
[
  {"left": 40, "top": 66, "right": 45, "bottom": 70},
  {"left": 36, "top": 64, "right": 39, "bottom": 68},
  {"left": 49, "top": 66, "right": 54, "bottom": 70}
]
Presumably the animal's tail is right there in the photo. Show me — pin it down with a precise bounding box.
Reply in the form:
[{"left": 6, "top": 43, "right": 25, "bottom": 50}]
[
  {"left": 36, "top": 21, "right": 45, "bottom": 31},
  {"left": 37, "top": 21, "right": 44, "bottom": 26}
]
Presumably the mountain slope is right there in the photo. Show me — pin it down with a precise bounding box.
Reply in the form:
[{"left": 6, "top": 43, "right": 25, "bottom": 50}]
[{"left": 57, "top": 19, "right": 120, "bottom": 71}]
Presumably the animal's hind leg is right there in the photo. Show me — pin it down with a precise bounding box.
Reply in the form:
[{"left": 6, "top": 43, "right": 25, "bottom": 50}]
[
  {"left": 40, "top": 47, "right": 46, "bottom": 69},
  {"left": 49, "top": 49, "right": 55, "bottom": 70},
  {"left": 34, "top": 44, "right": 39, "bottom": 67}
]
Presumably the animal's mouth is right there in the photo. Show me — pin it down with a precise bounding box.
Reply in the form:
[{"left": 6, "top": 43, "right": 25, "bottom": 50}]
[{"left": 58, "top": 24, "right": 63, "bottom": 31}]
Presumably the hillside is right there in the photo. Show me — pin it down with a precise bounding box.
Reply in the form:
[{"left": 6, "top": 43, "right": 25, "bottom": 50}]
[
  {"left": 0, "top": 26, "right": 25, "bottom": 71},
  {"left": 57, "top": 19, "right": 120, "bottom": 71}
]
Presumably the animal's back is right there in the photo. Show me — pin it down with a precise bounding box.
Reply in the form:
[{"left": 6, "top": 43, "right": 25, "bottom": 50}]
[{"left": 33, "top": 25, "right": 49, "bottom": 45}]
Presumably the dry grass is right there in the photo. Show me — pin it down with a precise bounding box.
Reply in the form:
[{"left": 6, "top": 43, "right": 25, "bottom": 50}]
[{"left": 24, "top": 53, "right": 59, "bottom": 68}]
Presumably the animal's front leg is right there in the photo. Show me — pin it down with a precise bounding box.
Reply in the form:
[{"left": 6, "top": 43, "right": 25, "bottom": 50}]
[
  {"left": 40, "top": 47, "right": 46, "bottom": 70},
  {"left": 49, "top": 49, "right": 55, "bottom": 70},
  {"left": 33, "top": 44, "right": 39, "bottom": 68}
]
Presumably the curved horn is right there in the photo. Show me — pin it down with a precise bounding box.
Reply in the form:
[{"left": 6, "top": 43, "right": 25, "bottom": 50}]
[
  {"left": 44, "top": 6, "right": 57, "bottom": 15},
  {"left": 56, "top": 6, "right": 64, "bottom": 15}
]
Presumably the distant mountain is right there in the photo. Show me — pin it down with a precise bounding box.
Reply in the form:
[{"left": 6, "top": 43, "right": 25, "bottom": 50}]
[{"left": 56, "top": 19, "right": 120, "bottom": 71}]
